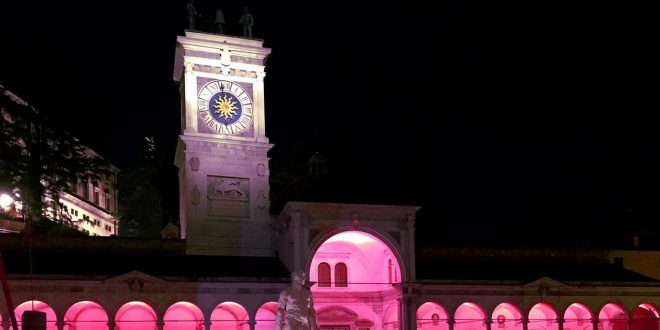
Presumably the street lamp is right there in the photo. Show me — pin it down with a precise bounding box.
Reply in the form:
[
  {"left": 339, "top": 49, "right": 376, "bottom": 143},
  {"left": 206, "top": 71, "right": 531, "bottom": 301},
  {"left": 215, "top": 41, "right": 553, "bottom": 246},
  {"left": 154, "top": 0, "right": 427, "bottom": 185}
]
[{"left": 0, "top": 193, "right": 14, "bottom": 210}]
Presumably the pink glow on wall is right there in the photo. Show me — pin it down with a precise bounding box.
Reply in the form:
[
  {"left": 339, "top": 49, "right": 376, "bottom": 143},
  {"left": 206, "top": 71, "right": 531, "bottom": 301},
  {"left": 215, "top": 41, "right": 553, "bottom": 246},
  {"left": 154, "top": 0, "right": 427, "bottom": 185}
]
[
  {"left": 492, "top": 303, "right": 523, "bottom": 330},
  {"left": 255, "top": 302, "right": 278, "bottom": 330},
  {"left": 115, "top": 301, "right": 157, "bottom": 330},
  {"left": 210, "top": 301, "right": 249, "bottom": 330},
  {"left": 417, "top": 302, "right": 449, "bottom": 330},
  {"left": 163, "top": 301, "right": 204, "bottom": 330},
  {"left": 64, "top": 301, "right": 108, "bottom": 330},
  {"left": 454, "top": 302, "right": 486, "bottom": 330},
  {"left": 309, "top": 230, "right": 403, "bottom": 329},
  {"left": 310, "top": 230, "right": 401, "bottom": 291},
  {"left": 599, "top": 303, "right": 628, "bottom": 330},
  {"left": 528, "top": 303, "right": 558, "bottom": 330},
  {"left": 563, "top": 303, "right": 593, "bottom": 330},
  {"left": 632, "top": 304, "right": 659, "bottom": 330},
  {"left": 15, "top": 300, "right": 57, "bottom": 330}
]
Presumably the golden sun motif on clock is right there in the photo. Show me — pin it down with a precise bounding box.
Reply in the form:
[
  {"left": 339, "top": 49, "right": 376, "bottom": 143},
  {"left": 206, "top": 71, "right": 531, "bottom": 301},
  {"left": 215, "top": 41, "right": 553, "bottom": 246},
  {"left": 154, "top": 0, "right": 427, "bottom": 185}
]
[
  {"left": 213, "top": 95, "right": 238, "bottom": 119},
  {"left": 197, "top": 80, "right": 254, "bottom": 135}
]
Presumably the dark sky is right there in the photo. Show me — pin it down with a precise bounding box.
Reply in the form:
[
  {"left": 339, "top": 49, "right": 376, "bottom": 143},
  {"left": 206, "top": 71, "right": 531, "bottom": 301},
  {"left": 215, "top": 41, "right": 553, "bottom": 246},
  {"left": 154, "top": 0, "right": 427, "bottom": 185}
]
[{"left": 1, "top": 1, "right": 658, "bottom": 247}]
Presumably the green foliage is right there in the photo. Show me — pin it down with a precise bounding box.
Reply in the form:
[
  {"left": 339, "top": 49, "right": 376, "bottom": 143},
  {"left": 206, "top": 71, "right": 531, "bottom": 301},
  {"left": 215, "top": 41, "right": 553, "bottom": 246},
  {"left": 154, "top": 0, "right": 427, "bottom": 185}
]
[{"left": 0, "top": 84, "right": 111, "bottom": 223}]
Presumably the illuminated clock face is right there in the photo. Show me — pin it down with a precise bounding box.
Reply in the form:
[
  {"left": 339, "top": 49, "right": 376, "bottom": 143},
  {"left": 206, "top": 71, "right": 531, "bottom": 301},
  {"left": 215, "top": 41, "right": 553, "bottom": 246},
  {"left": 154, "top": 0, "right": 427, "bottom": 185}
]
[{"left": 197, "top": 80, "right": 253, "bottom": 135}]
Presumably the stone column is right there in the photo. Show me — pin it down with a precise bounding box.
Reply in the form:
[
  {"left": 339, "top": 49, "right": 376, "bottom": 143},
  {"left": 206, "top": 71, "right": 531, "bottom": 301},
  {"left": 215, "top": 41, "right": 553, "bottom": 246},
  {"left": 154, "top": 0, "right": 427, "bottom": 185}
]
[
  {"left": 157, "top": 319, "right": 164, "bottom": 330},
  {"left": 107, "top": 320, "right": 115, "bottom": 330},
  {"left": 558, "top": 316, "right": 564, "bottom": 330},
  {"left": 254, "top": 71, "right": 267, "bottom": 142},
  {"left": 183, "top": 58, "right": 197, "bottom": 133},
  {"left": 486, "top": 316, "right": 492, "bottom": 330},
  {"left": 448, "top": 314, "right": 455, "bottom": 330}
]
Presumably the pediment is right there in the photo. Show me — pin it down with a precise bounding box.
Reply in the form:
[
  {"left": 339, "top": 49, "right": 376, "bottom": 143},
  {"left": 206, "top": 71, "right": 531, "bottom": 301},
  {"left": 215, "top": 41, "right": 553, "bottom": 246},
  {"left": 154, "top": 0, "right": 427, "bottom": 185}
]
[
  {"left": 317, "top": 305, "right": 358, "bottom": 322},
  {"left": 104, "top": 270, "right": 165, "bottom": 285},
  {"left": 523, "top": 276, "right": 568, "bottom": 288}
]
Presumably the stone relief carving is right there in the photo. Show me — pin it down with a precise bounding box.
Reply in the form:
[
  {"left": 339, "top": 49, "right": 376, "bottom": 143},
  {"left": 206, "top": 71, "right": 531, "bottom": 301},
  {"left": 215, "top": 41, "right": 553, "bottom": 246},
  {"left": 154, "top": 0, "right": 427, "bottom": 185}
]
[
  {"left": 257, "top": 190, "right": 267, "bottom": 209},
  {"left": 191, "top": 185, "right": 200, "bottom": 206},
  {"left": 189, "top": 156, "right": 200, "bottom": 171},
  {"left": 208, "top": 176, "right": 249, "bottom": 201},
  {"left": 257, "top": 163, "right": 266, "bottom": 177}
]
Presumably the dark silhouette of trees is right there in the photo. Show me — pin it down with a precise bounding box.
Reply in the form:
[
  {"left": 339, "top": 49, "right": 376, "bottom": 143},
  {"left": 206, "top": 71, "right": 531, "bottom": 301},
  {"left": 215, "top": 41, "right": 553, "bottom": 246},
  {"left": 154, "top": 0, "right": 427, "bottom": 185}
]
[{"left": 0, "top": 84, "right": 110, "bottom": 224}]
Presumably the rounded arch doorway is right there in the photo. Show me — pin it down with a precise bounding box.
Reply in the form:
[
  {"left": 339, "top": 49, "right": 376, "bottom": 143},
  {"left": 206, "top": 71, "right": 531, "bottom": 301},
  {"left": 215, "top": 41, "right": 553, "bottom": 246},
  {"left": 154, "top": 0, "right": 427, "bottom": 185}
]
[{"left": 309, "top": 230, "right": 403, "bottom": 330}]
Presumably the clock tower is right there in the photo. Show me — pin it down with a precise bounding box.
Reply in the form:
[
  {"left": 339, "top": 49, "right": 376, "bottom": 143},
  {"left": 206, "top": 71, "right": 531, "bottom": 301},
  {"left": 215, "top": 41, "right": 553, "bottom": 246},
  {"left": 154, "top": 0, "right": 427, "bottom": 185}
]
[{"left": 173, "top": 32, "right": 273, "bottom": 256}]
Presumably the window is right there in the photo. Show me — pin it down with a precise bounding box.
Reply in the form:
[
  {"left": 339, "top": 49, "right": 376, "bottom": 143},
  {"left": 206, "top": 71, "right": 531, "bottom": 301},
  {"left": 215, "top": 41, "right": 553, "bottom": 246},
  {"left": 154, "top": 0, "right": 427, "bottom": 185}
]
[
  {"left": 318, "top": 263, "right": 331, "bottom": 287},
  {"left": 93, "top": 189, "right": 100, "bottom": 205},
  {"left": 334, "top": 262, "right": 347, "bottom": 287},
  {"left": 82, "top": 181, "right": 89, "bottom": 200}
]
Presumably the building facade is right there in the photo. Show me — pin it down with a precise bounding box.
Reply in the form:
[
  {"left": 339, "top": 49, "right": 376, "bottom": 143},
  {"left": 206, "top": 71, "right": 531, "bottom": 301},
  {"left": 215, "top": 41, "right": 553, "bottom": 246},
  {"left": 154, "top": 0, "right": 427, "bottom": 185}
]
[{"left": 1, "top": 32, "right": 659, "bottom": 330}]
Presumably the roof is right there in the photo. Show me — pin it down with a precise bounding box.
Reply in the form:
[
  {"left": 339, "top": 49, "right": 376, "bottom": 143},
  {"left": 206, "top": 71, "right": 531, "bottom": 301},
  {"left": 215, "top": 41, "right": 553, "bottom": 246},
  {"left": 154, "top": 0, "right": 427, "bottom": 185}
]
[{"left": 416, "top": 259, "right": 659, "bottom": 284}]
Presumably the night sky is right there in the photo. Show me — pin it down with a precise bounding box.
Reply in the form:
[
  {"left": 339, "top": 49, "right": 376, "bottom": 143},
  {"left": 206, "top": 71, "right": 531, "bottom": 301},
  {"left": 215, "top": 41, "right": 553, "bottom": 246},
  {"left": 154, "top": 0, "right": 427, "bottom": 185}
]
[{"left": 1, "top": 1, "right": 658, "bottom": 247}]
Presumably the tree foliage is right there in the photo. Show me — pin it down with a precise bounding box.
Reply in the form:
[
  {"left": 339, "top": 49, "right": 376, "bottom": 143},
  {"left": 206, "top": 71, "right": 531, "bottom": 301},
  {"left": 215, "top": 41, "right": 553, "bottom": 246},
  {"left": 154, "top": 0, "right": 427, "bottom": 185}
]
[{"left": 0, "top": 84, "right": 111, "bottom": 223}]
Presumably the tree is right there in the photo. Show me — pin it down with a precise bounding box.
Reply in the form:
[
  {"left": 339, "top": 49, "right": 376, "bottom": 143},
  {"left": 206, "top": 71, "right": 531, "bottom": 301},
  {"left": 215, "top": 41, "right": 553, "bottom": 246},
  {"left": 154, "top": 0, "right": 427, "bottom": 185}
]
[{"left": 0, "top": 84, "right": 110, "bottom": 224}]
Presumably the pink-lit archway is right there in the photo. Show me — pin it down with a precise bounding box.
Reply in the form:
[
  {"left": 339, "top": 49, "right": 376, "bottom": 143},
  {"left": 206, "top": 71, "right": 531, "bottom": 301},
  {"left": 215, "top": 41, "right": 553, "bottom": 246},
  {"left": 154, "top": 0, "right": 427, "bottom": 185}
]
[
  {"left": 163, "top": 301, "right": 204, "bottom": 330},
  {"left": 309, "top": 230, "right": 404, "bottom": 329},
  {"left": 492, "top": 303, "right": 523, "bottom": 330},
  {"left": 115, "top": 301, "right": 157, "bottom": 330},
  {"left": 564, "top": 303, "right": 593, "bottom": 330},
  {"left": 528, "top": 303, "right": 558, "bottom": 330},
  {"left": 309, "top": 229, "right": 404, "bottom": 289},
  {"left": 210, "top": 301, "right": 249, "bottom": 330},
  {"left": 15, "top": 300, "right": 57, "bottom": 330},
  {"left": 599, "top": 303, "right": 629, "bottom": 330},
  {"left": 64, "top": 301, "right": 108, "bottom": 330},
  {"left": 454, "top": 302, "right": 486, "bottom": 330},
  {"left": 417, "top": 302, "right": 449, "bottom": 330},
  {"left": 255, "top": 302, "right": 278, "bottom": 330},
  {"left": 632, "top": 303, "right": 659, "bottom": 330}
]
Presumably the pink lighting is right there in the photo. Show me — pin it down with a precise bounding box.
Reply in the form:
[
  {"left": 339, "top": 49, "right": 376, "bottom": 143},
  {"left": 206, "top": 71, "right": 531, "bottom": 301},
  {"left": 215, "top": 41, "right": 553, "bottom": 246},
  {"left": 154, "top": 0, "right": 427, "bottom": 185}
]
[
  {"left": 564, "top": 303, "right": 593, "bottom": 330},
  {"left": 528, "top": 303, "right": 558, "bottom": 330},
  {"left": 64, "top": 301, "right": 108, "bottom": 330},
  {"left": 492, "top": 303, "right": 523, "bottom": 330},
  {"left": 115, "top": 301, "right": 157, "bottom": 330},
  {"left": 15, "top": 300, "right": 57, "bottom": 330},
  {"left": 632, "top": 303, "right": 659, "bottom": 330},
  {"left": 210, "top": 301, "right": 249, "bottom": 330},
  {"left": 599, "top": 303, "right": 629, "bottom": 330},
  {"left": 255, "top": 302, "right": 278, "bottom": 330},
  {"left": 164, "top": 301, "right": 204, "bottom": 330},
  {"left": 417, "top": 302, "right": 449, "bottom": 330},
  {"left": 310, "top": 230, "right": 403, "bottom": 329},
  {"left": 454, "top": 302, "right": 486, "bottom": 330}
]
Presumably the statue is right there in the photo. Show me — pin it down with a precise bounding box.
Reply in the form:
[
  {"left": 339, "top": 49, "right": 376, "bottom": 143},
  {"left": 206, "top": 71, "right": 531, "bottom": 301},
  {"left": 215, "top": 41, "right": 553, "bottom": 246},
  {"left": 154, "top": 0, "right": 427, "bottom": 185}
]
[
  {"left": 186, "top": 0, "right": 201, "bottom": 30},
  {"left": 276, "top": 270, "right": 319, "bottom": 330},
  {"left": 214, "top": 8, "right": 226, "bottom": 34},
  {"left": 238, "top": 6, "right": 254, "bottom": 38}
]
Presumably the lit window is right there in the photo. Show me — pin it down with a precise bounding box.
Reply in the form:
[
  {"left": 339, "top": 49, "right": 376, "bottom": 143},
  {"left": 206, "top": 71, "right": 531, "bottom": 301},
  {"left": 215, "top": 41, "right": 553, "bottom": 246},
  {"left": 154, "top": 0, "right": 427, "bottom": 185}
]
[
  {"left": 335, "top": 262, "right": 347, "bottom": 287},
  {"left": 318, "top": 263, "right": 331, "bottom": 287}
]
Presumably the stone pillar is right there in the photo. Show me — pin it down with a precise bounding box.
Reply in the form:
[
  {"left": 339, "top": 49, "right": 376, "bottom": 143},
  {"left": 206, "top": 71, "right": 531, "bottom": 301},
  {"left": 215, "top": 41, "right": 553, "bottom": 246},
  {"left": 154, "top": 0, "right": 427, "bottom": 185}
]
[
  {"left": 291, "top": 211, "right": 303, "bottom": 271},
  {"left": 183, "top": 59, "right": 197, "bottom": 133},
  {"left": 522, "top": 315, "right": 528, "bottom": 330},
  {"left": 249, "top": 319, "right": 256, "bottom": 330},
  {"left": 448, "top": 314, "right": 455, "bottom": 330},
  {"left": 558, "top": 316, "right": 564, "bottom": 330},
  {"left": 157, "top": 319, "right": 165, "bottom": 330},
  {"left": 254, "top": 71, "right": 267, "bottom": 142},
  {"left": 107, "top": 320, "right": 115, "bottom": 330},
  {"left": 486, "top": 316, "right": 492, "bottom": 330},
  {"left": 56, "top": 320, "right": 65, "bottom": 330},
  {"left": 204, "top": 319, "right": 212, "bottom": 330}
]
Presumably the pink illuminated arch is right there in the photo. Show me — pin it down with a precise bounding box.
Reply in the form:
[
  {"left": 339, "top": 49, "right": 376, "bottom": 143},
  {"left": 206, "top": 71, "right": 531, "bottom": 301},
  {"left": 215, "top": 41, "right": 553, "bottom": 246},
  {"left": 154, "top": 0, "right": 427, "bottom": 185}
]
[
  {"left": 454, "top": 302, "right": 486, "bottom": 330},
  {"left": 115, "top": 301, "right": 157, "bottom": 330},
  {"left": 564, "top": 303, "right": 593, "bottom": 330},
  {"left": 528, "top": 303, "right": 558, "bottom": 330},
  {"left": 310, "top": 230, "right": 403, "bottom": 291},
  {"left": 492, "top": 303, "right": 523, "bottom": 330},
  {"left": 210, "top": 301, "right": 249, "bottom": 330},
  {"left": 255, "top": 302, "right": 278, "bottom": 330},
  {"left": 15, "top": 300, "right": 57, "bottom": 330},
  {"left": 417, "top": 302, "right": 449, "bottom": 330},
  {"left": 64, "top": 301, "right": 108, "bottom": 330},
  {"left": 632, "top": 303, "right": 659, "bottom": 330},
  {"left": 599, "top": 303, "right": 629, "bottom": 330},
  {"left": 163, "top": 301, "right": 204, "bottom": 330}
]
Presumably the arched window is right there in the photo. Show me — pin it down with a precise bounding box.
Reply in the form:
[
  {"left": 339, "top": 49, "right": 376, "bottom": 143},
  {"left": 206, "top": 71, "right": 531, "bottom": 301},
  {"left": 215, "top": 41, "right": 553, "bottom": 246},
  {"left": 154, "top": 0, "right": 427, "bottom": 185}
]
[
  {"left": 335, "top": 262, "right": 347, "bottom": 287},
  {"left": 318, "top": 262, "right": 331, "bottom": 287}
]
